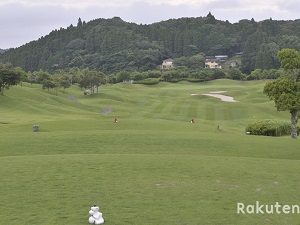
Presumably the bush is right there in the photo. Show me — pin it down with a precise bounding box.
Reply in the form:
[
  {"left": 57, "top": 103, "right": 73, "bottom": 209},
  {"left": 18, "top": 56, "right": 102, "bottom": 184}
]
[
  {"left": 133, "top": 78, "right": 160, "bottom": 85},
  {"left": 245, "top": 120, "right": 299, "bottom": 137},
  {"left": 186, "top": 78, "right": 207, "bottom": 83},
  {"left": 170, "top": 78, "right": 186, "bottom": 83}
]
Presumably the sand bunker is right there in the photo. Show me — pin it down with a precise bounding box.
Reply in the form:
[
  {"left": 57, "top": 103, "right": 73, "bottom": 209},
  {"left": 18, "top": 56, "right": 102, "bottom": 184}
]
[
  {"left": 191, "top": 91, "right": 238, "bottom": 102},
  {"left": 101, "top": 108, "right": 113, "bottom": 115}
]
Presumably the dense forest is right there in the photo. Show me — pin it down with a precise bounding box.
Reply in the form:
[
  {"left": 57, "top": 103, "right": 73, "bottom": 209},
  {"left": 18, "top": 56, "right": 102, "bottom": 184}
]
[
  {"left": 1, "top": 13, "right": 300, "bottom": 74},
  {"left": 0, "top": 49, "right": 6, "bottom": 54}
]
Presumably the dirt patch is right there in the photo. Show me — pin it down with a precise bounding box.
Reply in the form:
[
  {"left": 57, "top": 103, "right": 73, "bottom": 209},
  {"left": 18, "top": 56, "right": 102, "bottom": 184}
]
[
  {"left": 101, "top": 108, "right": 113, "bottom": 115},
  {"left": 67, "top": 96, "right": 80, "bottom": 103}
]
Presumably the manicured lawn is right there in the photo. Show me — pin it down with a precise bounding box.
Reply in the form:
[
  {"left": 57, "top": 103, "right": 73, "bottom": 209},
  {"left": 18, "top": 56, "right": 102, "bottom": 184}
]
[{"left": 0, "top": 80, "right": 299, "bottom": 225}]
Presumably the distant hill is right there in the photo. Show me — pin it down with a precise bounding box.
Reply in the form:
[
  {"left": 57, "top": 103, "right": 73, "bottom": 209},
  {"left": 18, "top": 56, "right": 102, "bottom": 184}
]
[
  {"left": 0, "top": 48, "right": 6, "bottom": 54},
  {"left": 1, "top": 14, "right": 300, "bottom": 74}
]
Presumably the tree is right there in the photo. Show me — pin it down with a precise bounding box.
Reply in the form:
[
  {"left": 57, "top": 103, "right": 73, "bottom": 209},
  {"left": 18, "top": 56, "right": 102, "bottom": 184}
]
[
  {"left": 248, "top": 69, "right": 263, "bottom": 80},
  {"left": 212, "top": 69, "right": 226, "bottom": 80},
  {"left": 277, "top": 48, "right": 300, "bottom": 82},
  {"left": 173, "top": 53, "right": 205, "bottom": 70},
  {"left": 15, "top": 66, "right": 27, "bottom": 85},
  {"left": 278, "top": 35, "right": 300, "bottom": 52},
  {"left": 117, "top": 71, "right": 131, "bottom": 82},
  {"left": 77, "top": 17, "right": 83, "bottom": 27},
  {"left": 79, "top": 69, "right": 106, "bottom": 94},
  {"left": 42, "top": 79, "right": 56, "bottom": 92},
  {"left": 52, "top": 74, "right": 61, "bottom": 95},
  {"left": 60, "top": 79, "right": 71, "bottom": 93},
  {"left": 227, "top": 68, "right": 244, "bottom": 80},
  {"left": 263, "top": 48, "right": 300, "bottom": 139},
  {"left": 206, "top": 12, "right": 216, "bottom": 24},
  {"left": 35, "top": 70, "right": 52, "bottom": 84},
  {"left": 92, "top": 71, "right": 106, "bottom": 94},
  {"left": 67, "top": 67, "right": 82, "bottom": 84},
  {"left": 0, "top": 63, "right": 23, "bottom": 95},
  {"left": 255, "top": 44, "right": 274, "bottom": 70},
  {"left": 241, "top": 31, "right": 268, "bottom": 74}
]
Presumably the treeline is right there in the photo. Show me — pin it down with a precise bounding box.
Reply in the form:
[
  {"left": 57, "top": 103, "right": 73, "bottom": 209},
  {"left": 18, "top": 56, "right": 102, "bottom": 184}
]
[
  {"left": 24, "top": 66, "right": 285, "bottom": 89},
  {"left": 128, "top": 67, "right": 285, "bottom": 84},
  {"left": 25, "top": 68, "right": 106, "bottom": 94},
  {"left": 1, "top": 61, "right": 286, "bottom": 96},
  {"left": 2, "top": 14, "right": 300, "bottom": 74}
]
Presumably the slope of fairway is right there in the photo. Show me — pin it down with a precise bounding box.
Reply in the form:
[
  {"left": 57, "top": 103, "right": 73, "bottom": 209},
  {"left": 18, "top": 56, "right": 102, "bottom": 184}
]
[{"left": 0, "top": 80, "right": 299, "bottom": 225}]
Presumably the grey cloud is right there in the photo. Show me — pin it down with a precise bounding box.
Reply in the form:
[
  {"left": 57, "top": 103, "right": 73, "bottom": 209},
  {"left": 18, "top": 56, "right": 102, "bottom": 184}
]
[
  {"left": 0, "top": 3, "right": 80, "bottom": 48},
  {"left": 120, "top": 2, "right": 206, "bottom": 24},
  {"left": 276, "top": 0, "right": 300, "bottom": 14},
  {"left": 203, "top": 0, "right": 242, "bottom": 10},
  {"left": 1, "top": 1, "right": 300, "bottom": 49}
]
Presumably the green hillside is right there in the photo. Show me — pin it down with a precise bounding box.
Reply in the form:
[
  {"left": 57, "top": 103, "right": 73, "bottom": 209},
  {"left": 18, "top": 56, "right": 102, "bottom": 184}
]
[
  {"left": 1, "top": 80, "right": 299, "bottom": 225},
  {"left": 2, "top": 15, "right": 300, "bottom": 74}
]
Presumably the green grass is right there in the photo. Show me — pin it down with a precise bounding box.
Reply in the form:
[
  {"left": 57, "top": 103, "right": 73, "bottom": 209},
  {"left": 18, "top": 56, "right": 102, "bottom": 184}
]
[{"left": 0, "top": 80, "right": 299, "bottom": 225}]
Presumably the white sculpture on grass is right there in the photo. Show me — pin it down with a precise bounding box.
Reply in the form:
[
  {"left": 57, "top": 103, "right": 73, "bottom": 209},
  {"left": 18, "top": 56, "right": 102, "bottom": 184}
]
[{"left": 89, "top": 204, "right": 104, "bottom": 224}]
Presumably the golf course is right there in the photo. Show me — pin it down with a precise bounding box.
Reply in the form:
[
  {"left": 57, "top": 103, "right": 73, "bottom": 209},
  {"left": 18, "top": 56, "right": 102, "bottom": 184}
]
[{"left": 0, "top": 79, "right": 299, "bottom": 225}]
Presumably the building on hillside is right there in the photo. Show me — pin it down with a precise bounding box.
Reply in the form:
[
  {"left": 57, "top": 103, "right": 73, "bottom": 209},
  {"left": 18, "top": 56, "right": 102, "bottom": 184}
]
[
  {"left": 161, "top": 58, "right": 174, "bottom": 70},
  {"left": 205, "top": 59, "right": 222, "bottom": 69},
  {"left": 235, "top": 52, "right": 243, "bottom": 57},
  {"left": 215, "top": 55, "right": 228, "bottom": 62},
  {"left": 123, "top": 80, "right": 134, "bottom": 83}
]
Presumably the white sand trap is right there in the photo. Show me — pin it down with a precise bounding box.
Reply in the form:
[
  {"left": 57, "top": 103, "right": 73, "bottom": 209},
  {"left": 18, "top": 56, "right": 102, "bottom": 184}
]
[{"left": 191, "top": 91, "right": 238, "bottom": 102}]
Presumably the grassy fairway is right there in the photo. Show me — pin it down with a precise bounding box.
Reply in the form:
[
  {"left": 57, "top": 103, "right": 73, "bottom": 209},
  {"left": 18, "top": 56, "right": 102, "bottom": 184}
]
[{"left": 0, "top": 80, "right": 299, "bottom": 225}]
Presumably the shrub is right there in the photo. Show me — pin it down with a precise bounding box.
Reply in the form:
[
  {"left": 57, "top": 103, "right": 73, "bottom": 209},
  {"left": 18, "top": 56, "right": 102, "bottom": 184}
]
[
  {"left": 170, "top": 78, "right": 186, "bottom": 83},
  {"left": 186, "top": 78, "right": 207, "bottom": 83},
  {"left": 133, "top": 78, "right": 160, "bottom": 85},
  {"left": 245, "top": 120, "right": 299, "bottom": 137}
]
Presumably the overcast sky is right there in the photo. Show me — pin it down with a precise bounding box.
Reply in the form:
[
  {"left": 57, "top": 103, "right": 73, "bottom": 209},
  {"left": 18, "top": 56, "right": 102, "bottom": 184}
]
[{"left": 1, "top": 0, "right": 299, "bottom": 49}]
